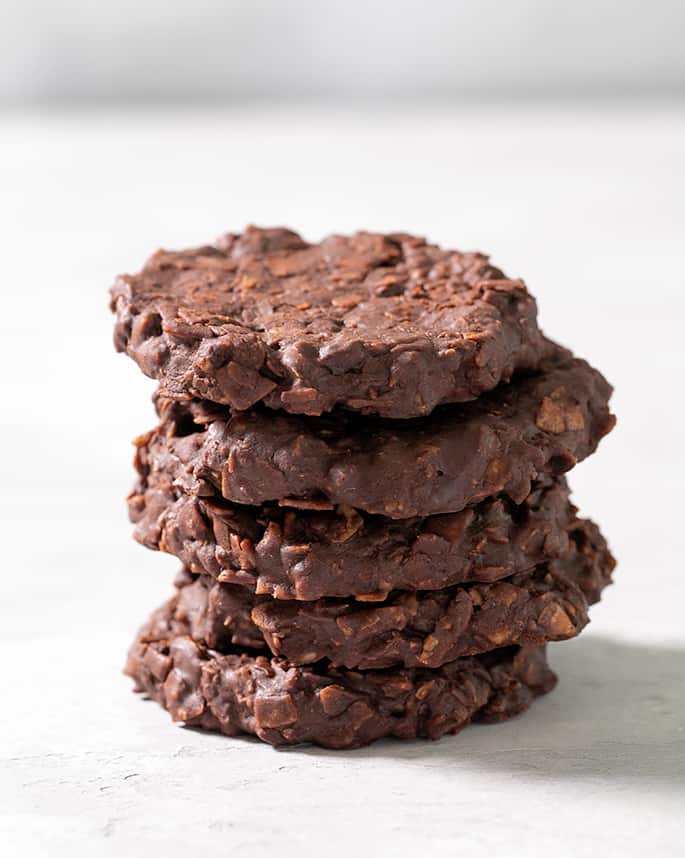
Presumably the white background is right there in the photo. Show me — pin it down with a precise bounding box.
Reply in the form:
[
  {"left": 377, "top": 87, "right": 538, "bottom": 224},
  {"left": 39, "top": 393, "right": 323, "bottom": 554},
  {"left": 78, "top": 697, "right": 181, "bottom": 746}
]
[
  {"left": 0, "top": 104, "right": 684, "bottom": 855},
  {"left": 3, "top": 0, "right": 685, "bottom": 103}
]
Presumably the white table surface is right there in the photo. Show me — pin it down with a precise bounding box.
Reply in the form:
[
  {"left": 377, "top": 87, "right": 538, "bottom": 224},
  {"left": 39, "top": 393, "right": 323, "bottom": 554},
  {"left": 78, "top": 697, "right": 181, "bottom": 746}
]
[{"left": 1, "top": 104, "right": 683, "bottom": 857}]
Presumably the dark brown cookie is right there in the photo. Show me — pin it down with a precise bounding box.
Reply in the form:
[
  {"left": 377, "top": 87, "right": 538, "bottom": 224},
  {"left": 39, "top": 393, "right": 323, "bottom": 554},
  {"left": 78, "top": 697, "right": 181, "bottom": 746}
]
[
  {"left": 130, "top": 449, "right": 579, "bottom": 597},
  {"left": 146, "top": 347, "right": 614, "bottom": 519},
  {"left": 126, "top": 600, "right": 556, "bottom": 749},
  {"left": 111, "top": 226, "right": 550, "bottom": 418},
  {"left": 160, "top": 516, "right": 613, "bottom": 670}
]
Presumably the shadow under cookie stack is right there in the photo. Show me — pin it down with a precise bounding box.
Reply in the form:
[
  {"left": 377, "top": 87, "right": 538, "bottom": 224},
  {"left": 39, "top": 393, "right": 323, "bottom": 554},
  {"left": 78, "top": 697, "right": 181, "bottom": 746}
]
[{"left": 111, "top": 227, "right": 616, "bottom": 749}]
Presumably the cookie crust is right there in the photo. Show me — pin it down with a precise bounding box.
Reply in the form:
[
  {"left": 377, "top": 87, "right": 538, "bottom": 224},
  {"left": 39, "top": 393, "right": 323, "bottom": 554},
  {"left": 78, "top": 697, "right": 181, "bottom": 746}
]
[
  {"left": 130, "top": 448, "right": 582, "bottom": 598},
  {"left": 154, "top": 516, "right": 613, "bottom": 670},
  {"left": 126, "top": 602, "right": 556, "bottom": 749},
  {"left": 111, "top": 227, "right": 549, "bottom": 418},
  {"left": 147, "top": 347, "right": 614, "bottom": 518}
]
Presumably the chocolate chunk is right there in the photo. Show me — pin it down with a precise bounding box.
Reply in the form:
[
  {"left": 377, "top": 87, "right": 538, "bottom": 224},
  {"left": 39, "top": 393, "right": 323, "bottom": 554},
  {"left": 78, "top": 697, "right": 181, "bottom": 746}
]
[
  {"left": 147, "top": 346, "right": 614, "bottom": 518},
  {"left": 126, "top": 599, "right": 556, "bottom": 749},
  {"left": 110, "top": 226, "right": 550, "bottom": 418},
  {"left": 155, "top": 516, "right": 613, "bottom": 670}
]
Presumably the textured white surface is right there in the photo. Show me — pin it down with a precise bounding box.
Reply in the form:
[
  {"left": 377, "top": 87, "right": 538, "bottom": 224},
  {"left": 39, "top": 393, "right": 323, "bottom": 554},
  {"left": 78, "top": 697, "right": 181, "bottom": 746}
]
[{"left": 0, "top": 106, "right": 684, "bottom": 857}]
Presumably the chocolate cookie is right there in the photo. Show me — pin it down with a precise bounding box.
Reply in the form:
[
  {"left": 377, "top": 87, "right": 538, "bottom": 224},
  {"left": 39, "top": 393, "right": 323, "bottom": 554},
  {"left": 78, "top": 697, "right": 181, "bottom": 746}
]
[
  {"left": 126, "top": 600, "right": 556, "bottom": 748},
  {"left": 158, "top": 516, "right": 613, "bottom": 670},
  {"left": 130, "top": 451, "right": 580, "bottom": 597},
  {"left": 147, "top": 347, "right": 614, "bottom": 518},
  {"left": 111, "top": 226, "right": 550, "bottom": 418}
]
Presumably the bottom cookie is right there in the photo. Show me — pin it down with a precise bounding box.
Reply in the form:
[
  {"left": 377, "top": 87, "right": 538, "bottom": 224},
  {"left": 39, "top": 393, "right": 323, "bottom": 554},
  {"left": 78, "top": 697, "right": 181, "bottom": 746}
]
[{"left": 125, "top": 599, "right": 557, "bottom": 749}]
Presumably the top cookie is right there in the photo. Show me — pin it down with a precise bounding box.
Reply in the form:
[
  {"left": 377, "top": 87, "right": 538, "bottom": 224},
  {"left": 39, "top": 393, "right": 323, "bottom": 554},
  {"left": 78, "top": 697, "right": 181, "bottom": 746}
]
[{"left": 111, "top": 226, "right": 549, "bottom": 418}]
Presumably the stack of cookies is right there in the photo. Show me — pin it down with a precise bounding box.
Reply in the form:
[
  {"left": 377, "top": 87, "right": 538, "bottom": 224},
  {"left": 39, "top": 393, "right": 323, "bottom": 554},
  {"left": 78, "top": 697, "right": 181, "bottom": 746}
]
[{"left": 111, "top": 227, "right": 615, "bottom": 749}]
